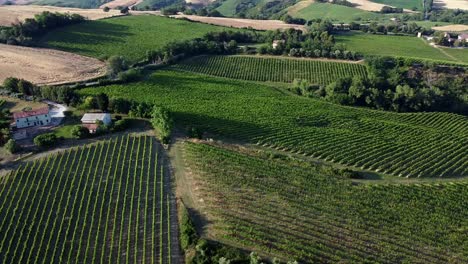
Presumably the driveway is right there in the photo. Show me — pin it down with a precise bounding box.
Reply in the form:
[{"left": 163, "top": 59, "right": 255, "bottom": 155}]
[{"left": 43, "top": 100, "right": 67, "bottom": 125}]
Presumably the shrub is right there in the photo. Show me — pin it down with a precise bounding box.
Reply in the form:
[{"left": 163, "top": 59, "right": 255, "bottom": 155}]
[
  {"left": 103, "top": 6, "right": 110, "bottom": 12},
  {"left": 4, "top": 139, "right": 19, "bottom": 154},
  {"left": 117, "top": 69, "right": 143, "bottom": 82},
  {"left": 34, "top": 133, "right": 57, "bottom": 149},
  {"left": 113, "top": 119, "right": 129, "bottom": 131},
  {"left": 180, "top": 205, "right": 198, "bottom": 250},
  {"left": 71, "top": 125, "right": 90, "bottom": 139},
  {"left": 188, "top": 127, "right": 202, "bottom": 139}
]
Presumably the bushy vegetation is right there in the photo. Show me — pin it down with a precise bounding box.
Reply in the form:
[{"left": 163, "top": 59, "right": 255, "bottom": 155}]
[
  {"left": 0, "top": 136, "right": 177, "bottom": 263},
  {"left": 34, "top": 133, "right": 57, "bottom": 149},
  {"left": 183, "top": 141, "right": 468, "bottom": 263},
  {"left": 79, "top": 70, "right": 468, "bottom": 178},
  {"left": 40, "top": 16, "right": 236, "bottom": 62},
  {"left": 321, "top": 56, "right": 468, "bottom": 113},
  {"left": 2, "top": 77, "right": 79, "bottom": 106},
  {"left": 150, "top": 106, "right": 173, "bottom": 144},
  {"left": 0, "top": 100, "right": 10, "bottom": 146},
  {"left": 174, "top": 55, "right": 367, "bottom": 85},
  {"left": 0, "top": 11, "right": 85, "bottom": 46}
]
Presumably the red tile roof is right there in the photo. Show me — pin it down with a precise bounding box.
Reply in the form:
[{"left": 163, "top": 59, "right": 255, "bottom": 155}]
[
  {"left": 83, "top": 123, "right": 99, "bottom": 131},
  {"left": 13, "top": 107, "right": 49, "bottom": 119}
]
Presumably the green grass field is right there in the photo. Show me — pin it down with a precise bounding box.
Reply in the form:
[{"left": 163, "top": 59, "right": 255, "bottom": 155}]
[
  {"left": 0, "top": 135, "right": 176, "bottom": 263},
  {"left": 173, "top": 55, "right": 368, "bottom": 85},
  {"left": 335, "top": 32, "right": 468, "bottom": 63},
  {"left": 40, "top": 15, "right": 232, "bottom": 62},
  {"left": 216, "top": 0, "right": 246, "bottom": 16},
  {"left": 371, "top": 0, "right": 422, "bottom": 10},
  {"left": 79, "top": 70, "right": 468, "bottom": 178},
  {"left": 294, "top": 3, "right": 386, "bottom": 23},
  {"left": 182, "top": 141, "right": 468, "bottom": 263}
]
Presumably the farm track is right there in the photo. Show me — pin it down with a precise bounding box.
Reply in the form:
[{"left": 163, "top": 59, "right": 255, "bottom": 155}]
[{"left": 0, "top": 135, "right": 181, "bottom": 264}]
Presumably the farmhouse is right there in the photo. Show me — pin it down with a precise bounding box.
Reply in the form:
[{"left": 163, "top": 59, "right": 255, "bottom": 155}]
[
  {"left": 458, "top": 34, "right": 468, "bottom": 41},
  {"left": 13, "top": 107, "right": 51, "bottom": 129},
  {"left": 81, "top": 113, "right": 112, "bottom": 133},
  {"left": 272, "top": 40, "right": 285, "bottom": 49}
]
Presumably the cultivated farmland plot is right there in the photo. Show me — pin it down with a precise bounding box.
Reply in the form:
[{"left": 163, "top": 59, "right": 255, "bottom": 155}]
[
  {"left": 183, "top": 142, "right": 468, "bottom": 263},
  {"left": 174, "top": 55, "right": 367, "bottom": 85},
  {"left": 0, "top": 135, "right": 180, "bottom": 264},
  {"left": 80, "top": 70, "right": 468, "bottom": 178}
]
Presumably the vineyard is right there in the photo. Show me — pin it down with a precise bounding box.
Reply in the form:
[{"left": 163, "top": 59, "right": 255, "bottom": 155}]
[
  {"left": 0, "top": 135, "right": 178, "bottom": 263},
  {"left": 80, "top": 70, "right": 468, "bottom": 178},
  {"left": 173, "top": 55, "right": 368, "bottom": 85},
  {"left": 182, "top": 141, "right": 468, "bottom": 263}
]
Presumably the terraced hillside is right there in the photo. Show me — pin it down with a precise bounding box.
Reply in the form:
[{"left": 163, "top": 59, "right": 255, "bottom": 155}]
[
  {"left": 0, "top": 135, "right": 178, "bottom": 263},
  {"left": 173, "top": 55, "right": 368, "bottom": 85},
  {"left": 40, "top": 15, "right": 234, "bottom": 62},
  {"left": 79, "top": 70, "right": 468, "bottom": 178},
  {"left": 182, "top": 142, "right": 468, "bottom": 263}
]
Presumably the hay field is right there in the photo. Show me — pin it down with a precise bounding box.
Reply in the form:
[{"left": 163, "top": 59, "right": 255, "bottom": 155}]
[
  {"left": 100, "top": 0, "right": 142, "bottom": 8},
  {"left": 0, "top": 5, "right": 121, "bottom": 26},
  {"left": 0, "top": 44, "right": 106, "bottom": 85},
  {"left": 433, "top": 0, "right": 468, "bottom": 10},
  {"left": 433, "top": 24, "right": 468, "bottom": 32},
  {"left": 170, "top": 14, "right": 306, "bottom": 31}
]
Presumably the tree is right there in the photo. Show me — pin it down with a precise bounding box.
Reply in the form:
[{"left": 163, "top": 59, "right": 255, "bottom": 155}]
[
  {"left": 82, "top": 96, "right": 97, "bottom": 110},
  {"left": 18, "top": 79, "right": 35, "bottom": 96},
  {"left": 3, "top": 77, "right": 20, "bottom": 93},
  {"left": 150, "top": 105, "right": 173, "bottom": 144},
  {"left": 120, "top": 6, "right": 130, "bottom": 14},
  {"left": 95, "top": 93, "right": 109, "bottom": 111},
  {"left": 103, "top": 6, "right": 110, "bottom": 12},
  {"left": 109, "top": 97, "right": 132, "bottom": 114},
  {"left": 71, "top": 125, "right": 89, "bottom": 139},
  {"left": 4, "top": 139, "right": 19, "bottom": 154},
  {"left": 107, "top": 56, "right": 128, "bottom": 78},
  {"left": 34, "top": 133, "right": 57, "bottom": 149}
]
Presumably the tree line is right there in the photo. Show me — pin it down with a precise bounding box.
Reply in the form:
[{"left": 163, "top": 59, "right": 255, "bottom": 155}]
[
  {"left": 292, "top": 56, "right": 468, "bottom": 114},
  {"left": 0, "top": 11, "right": 85, "bottom": 46}
]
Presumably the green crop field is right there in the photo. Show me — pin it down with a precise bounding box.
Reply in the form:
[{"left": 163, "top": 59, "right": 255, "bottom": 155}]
[
  {"left": 335, "top": 32, "right": 468, "bottom": 63},
  {"left": 371, "top": 0, "right": 422, "bottom": 10},
  {"left": 0, "top": 135, "right": 177, "bottom": 263},
  {"left": 79, "top": 70, "right": 468, "bottom": 178},
  {"left": 182, "top": 141, "right": 468, "bottom": 263},
  {"left": 40, "top": 15, "right": 232, "bottom": 62},
  {"left": 173, "top": 55, "right": 368, "bottom": 85},
  {"left": 216, "top": 0, "right": 245, "bottom": 16},
  {"left": 294, "top": 3, "right": 386, "bottom": 23}
]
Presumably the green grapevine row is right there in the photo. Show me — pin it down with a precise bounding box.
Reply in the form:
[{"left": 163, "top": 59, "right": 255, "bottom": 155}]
[
  {"left": 183, "top": 142, "right": 468, "bottom": 263},
  {"left": 0, "top": 135, "right": 176, "bottom": 264},
  {"left": 173, "top": 55, "right": 368, "bottom": 85}
]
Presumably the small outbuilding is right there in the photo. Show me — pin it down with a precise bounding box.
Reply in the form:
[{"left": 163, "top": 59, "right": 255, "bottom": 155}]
[{"left": 81, "top": 113, "right": 112, "bottom": 133}]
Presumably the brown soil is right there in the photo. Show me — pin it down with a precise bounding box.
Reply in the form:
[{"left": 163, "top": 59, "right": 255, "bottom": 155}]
[
  {"left": 0, "top": 44, "right": 106, "bottom": 85},
  {"left": 432, "top": 24, "right": 468, "bottom": 32},
  {"left": 170, "top": 14, "right": 306, "bottom": 31},
  {"left": 433, "top": 0, "right": 468, "bottom": 10},
  {"left": 100, "top": 0, "right": 142, "bottom": 9},
  {"left": 0, "top": 5, "right": 122, "bottom": 26},
  {"left": 346, "top": 0, "right": 417, "bottom": 12}
]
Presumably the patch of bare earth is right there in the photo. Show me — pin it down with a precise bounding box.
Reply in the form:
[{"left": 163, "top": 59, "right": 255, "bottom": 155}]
[
  {"left": 346, "top": 0, "right": 416, "bottom": 12},
  {"left": 432, "top": 24, "right": 468, "bottom": 32},
  {"left": 0, "top": 5, "right": 121, "bottom": 26},
  {"left": 170, "top": 14, "right": 306, "bottom": 31},
  {"left": 100, "top": 0, "right": 142, "bottom": 9},
  {"left": 287, "top": 0, "right": 315, "bottom": 15},
  {"left": 433, "top": 0, "right": 468, "bottom": 11},
  {"left": 0, "top": 44, "right": 106, "bottom": 85}
]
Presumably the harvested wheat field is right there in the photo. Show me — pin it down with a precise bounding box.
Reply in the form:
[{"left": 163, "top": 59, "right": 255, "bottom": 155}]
[
  {"left": 433, "top": 24, "right": 468, "bottom": 32},
  {"left": 0, "top": 44, "right": 106, "bottom": 85},
  {"left": 346, "top": 0, "right": 416, "bottom": 12},
  {"left": 0, "top": 5, "right": 122, "bottom": 26},
  {"left": 170, "top": 15, "right": 306, "bottom": 31},
  {"left": 433, "top": 0, "right": 468, "bottom": 10},
  {"left": 100, "top": 0, "right": 142, "bottom": 8}
]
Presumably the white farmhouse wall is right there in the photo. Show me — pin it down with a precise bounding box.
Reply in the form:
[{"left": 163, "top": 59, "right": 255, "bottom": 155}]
[{"left": 16, "top": 113, "right": 51, "bottom": 129}]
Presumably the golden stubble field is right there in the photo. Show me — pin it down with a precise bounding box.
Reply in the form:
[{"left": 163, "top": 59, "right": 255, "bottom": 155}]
[
  {"left": 0, "top": 44, "right": 106, "bottom": 85},
  {"left": 0, "top": 5, "right": 122, "bottom": 26}
]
